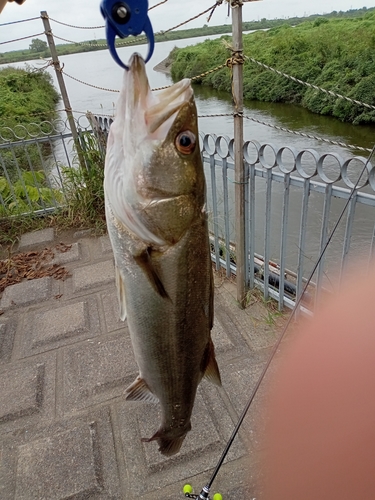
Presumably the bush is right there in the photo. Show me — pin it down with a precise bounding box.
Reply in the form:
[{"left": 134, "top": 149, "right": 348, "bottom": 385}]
[{"left": 170, "top": 12, "right": 375, "bottom": 124}]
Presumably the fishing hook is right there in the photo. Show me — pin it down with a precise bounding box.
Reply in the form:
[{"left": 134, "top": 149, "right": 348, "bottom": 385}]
[{"left": 100, "top": 0, "right": 155, "bottom": 70}]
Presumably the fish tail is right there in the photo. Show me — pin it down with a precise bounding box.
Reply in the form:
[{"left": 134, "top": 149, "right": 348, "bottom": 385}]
[{"left": 141, "top": 430, "right": 188, "bottom": 456}]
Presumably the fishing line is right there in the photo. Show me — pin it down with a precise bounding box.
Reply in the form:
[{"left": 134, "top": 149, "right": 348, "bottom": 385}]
[{"left": 189, "top": 143, "right": 375, "bottom": 499}]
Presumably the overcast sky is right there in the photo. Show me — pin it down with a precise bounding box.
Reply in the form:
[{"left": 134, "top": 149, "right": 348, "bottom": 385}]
[{"left": 1, "top": 0, "right": 375, "bottom": 51}]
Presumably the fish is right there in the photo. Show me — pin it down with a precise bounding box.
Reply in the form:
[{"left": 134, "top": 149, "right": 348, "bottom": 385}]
[{"left": 104, "top": 53, "right": 221, "bottom": 456}]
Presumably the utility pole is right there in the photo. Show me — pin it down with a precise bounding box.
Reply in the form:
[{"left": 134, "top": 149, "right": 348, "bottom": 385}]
[
  {"left": 231, "top": 0, "right": 247, "bottom": 308},
  {"left": 41, "top": 11, "right": 83, "bottom": 166}
]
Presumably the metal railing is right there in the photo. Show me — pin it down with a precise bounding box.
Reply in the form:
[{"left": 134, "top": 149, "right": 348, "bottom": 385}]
[
  {"left": 2, "top": 118, "right": 375, "bottom": 311},
  {"left": 202, "top": 134, "right": 375, "bottom": 311},
  {"left": 0, "top": 117, "right": 90, "bottom": 217}
]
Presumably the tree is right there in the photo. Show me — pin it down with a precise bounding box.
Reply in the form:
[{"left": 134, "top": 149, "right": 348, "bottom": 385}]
[{"left": 29, "top": 38, "right": 48, "bottom": 53}]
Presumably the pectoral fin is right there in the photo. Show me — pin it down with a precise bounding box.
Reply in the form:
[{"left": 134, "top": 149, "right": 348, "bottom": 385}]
[
  {"left": 133, "top": 248, "right": 169, "bottom": 299},
  {"left": 125, "top": 376, "right": 159, "bottom": 403},
  {"left": 201, "top": 338, "right": 221, "bottom": 386},
  {"left": 115, "top": 267, "right": 127, "bottom": 321}
]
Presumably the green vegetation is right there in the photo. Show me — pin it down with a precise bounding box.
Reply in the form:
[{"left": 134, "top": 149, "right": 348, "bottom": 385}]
[
  {"left": 0, "top": 170, "right": 62, "bottom": 217},
  {"left": 0, "top": 67, "right": 61, "bottom": 226},
  {"left": 171, "top": 11, "right": 375, "bottom": 125},
  {"left": 61, "top": 131, "right": 106, "bottom": 231},
  {"left": 0, "top": 131, "right": 106, "bottom": 245},
  {"left": 0, "top": 66, "right": 60, "bottom": 127},
  {"left": 29, "top": 38, "right": 48, "bottom": 53},
  {"left": 0, "top": 7, "right": 373, "bottom": 64}
]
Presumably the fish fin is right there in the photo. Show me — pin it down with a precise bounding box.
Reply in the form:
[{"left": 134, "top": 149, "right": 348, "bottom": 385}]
[
  {"left": 133, "top": 249, "right": 169, "bottom": 299},
  {"left": 141, "top": 432, "right": 186, "bottom": 456},
  {"left": 125, "top": 376, "right": 159, "bottom": 403},
  {"left": 115, "top": 266, "right": 127, "bottom": 321},
  {"left": 202, "top": 338, "right": 222, "bottom": 386}
]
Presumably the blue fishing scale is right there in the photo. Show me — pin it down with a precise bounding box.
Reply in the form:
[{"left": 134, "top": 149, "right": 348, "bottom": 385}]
[{"left": 100, "top": 0, "right": 155, "bottom": 70}]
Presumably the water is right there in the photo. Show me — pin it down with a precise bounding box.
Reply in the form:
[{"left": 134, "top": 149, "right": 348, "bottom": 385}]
[
  {"left": 4, "top": 34, "right": 375, "bottom": 279},
  {"left": 5, "top": 33, "right": 374, "bottom": 153}
]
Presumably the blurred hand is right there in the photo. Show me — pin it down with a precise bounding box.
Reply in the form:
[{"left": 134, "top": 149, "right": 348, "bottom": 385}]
[{"left": 261, "top": 265, "right": 375, "bottom": 500}]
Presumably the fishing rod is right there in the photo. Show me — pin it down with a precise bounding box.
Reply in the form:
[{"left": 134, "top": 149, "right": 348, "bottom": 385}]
[{"left": 181, "top": 143, "right": 375, "bottom": 499}]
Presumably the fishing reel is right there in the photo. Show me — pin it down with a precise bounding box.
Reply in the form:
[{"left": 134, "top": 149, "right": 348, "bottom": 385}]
[
  {"left": 100, "top": 0, "right": 155, "bottom": 70},
  {"left": 183, "top": 484, "right": 223, "bottom": 500}
]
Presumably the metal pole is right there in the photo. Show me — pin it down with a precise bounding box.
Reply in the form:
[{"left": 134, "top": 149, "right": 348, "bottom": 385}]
[
  {"left": 231, "top": 0, "right": 247, "bottom": 308},
  {"left": 41, "top": 11, "right": 83, "bottom": 165}
]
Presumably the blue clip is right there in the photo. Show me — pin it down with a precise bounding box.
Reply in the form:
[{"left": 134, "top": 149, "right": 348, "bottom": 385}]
[{"left": 100, "top": 0, "right": 155, "bottom": 70}]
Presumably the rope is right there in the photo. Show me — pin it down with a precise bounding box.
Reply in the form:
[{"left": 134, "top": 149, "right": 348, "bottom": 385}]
[
  {"left": 197, "top": 114, "right": 371, "bottom": 152},
  {"left": 158, "top": 2, "right": 223, "bottom": 34},
  {"left": 226, "top": 51, "right": 245, "bottom": 69},
  {"left": 148, "top": 0, "right": 169, "bottom": 10},
  {"left": 52, "top": 34, "right": 108, "bottom": 47},
  {"left": 201, "top": 140, "right": 375, "bottom": 497},
  {"left": 47, "top": 17, "right": 105, "bottom": 30},
  {"left": 245, "top": 56, "right": 375, "bottom": 111},
  {"left": 207, "top": 0, "right": 224, "bottom": 23},
  {"left": 62, "top": 70, "right": 120, "bottom": 93},
  {"left": 243, "top": 115, "right": 373, "bottom": 153},
  {"left": 0, "top": 16, "right": 39, "bottom": 27},
  {"left": 0, "top": 32, "right": 45, "bottom": 45},
  {"left": 59, "top": 62, "right": 227, "bottom": 93}
]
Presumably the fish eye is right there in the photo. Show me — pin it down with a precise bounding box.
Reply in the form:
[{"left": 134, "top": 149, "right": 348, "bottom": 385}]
[{"left": 175, "top": 131, "right": 196, "bottom": 155}]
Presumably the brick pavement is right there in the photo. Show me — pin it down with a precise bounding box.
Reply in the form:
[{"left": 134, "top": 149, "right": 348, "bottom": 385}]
[{"left": 0, "top": 229, "right": 281, "bottom": 500}]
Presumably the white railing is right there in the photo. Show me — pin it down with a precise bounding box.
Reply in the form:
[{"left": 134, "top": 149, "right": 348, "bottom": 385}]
[{"left": 202, "top": 134, "right": 375, "bottom": 310}]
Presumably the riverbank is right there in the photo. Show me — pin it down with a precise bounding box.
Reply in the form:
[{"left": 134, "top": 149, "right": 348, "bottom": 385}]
[
  {"left": 170, "top": 12, "right": 375, "bottom": 126},
  {"left": 0, "top": 67, "right": 59, "bottom": 128},
  {"left": 153, "top": 56, "right": 172, "bottom": 74}
]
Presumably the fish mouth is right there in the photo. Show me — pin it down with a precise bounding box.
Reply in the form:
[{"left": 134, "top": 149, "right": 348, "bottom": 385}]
[{"left": 124, "top": 53, "right": 193, "bottom": 141}]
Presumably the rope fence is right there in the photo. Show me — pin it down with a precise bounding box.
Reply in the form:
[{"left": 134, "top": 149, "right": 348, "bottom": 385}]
[
  {"left": 0, "top": 32, "right": 45, "bottom": 45},
  {"left": 54, "top": 48, "right": 375, "bottom": 119},
  {"left": 1, "top": 3, "right": 374, "bottom": 154},
  {"left": 245, "top": 56, "right": 375, "bottom": 112},
  {"left": 2, "top": 104, "right": 370, "bottom": 152},
  {"left": 0, "top": 16, "right": 39, "bottom": 27}
]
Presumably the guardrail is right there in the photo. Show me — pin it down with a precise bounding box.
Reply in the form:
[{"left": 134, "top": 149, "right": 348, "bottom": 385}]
[
  {"left": 2, "top": 118, "right": 375, "bottom": 311},
  {"left": 0, "top": 117, "right": 90, "bottom": 217},
  {"left": 202, "top": 134, "right": 375, "bottom": 311}
]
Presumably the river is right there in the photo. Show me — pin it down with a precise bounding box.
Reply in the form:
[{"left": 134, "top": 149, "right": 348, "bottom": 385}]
[
  {"left": 7, "top": 33, "right": 374, "bottom": 155},
  {"left": 4, "top": 34, "right": 375, "bottom": 280}
]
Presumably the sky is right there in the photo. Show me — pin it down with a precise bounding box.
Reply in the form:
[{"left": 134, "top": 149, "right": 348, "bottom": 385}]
[{"left": 1, "top": 0, "right": 375, "bottom": 51}]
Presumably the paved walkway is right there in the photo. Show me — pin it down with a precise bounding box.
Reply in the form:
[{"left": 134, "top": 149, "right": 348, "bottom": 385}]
[{"left": 0, "top": 228, "right": 282, "bottom": 500}]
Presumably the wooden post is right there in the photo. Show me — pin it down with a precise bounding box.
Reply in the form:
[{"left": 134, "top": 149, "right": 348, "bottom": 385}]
[
  {"left": 41, "top": 11, "right": 84, "bottom": 166},
  {"left": 231, "top": 0, "right": 247, "bottom": 308}
]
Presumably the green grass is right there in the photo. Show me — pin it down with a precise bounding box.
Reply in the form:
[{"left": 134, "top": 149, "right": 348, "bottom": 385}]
[{"left": 0, "top": 67, "right": 60, "bottom": 127}]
